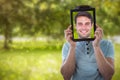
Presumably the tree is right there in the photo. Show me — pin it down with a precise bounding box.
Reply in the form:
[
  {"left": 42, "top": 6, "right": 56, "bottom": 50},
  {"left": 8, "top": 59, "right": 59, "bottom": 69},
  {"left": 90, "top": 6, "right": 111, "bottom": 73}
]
[
  {"left": 0, "top": 0, "right": 120, "bottom": 49},
  {"left": 0, "top": 0, "right": 34, "bottom": 49}
]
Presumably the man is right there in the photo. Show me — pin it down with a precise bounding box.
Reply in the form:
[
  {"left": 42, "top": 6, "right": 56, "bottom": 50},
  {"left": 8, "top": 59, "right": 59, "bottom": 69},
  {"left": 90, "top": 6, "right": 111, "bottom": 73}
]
[{"left": 60, "top": 9, "right": 114, "bottom": 80}]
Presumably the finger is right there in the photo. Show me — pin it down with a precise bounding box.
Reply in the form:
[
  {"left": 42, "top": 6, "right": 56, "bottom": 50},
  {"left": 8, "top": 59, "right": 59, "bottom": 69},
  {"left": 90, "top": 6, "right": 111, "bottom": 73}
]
[
  {"left": 66, "top": 34, "right": 72, "bottom": 41},
  {"left": 68, "top": 34, "right": 72, "bottom": 38},
  {"left": 64, "top": 25, "right": 73, "bottom": 39},
  {"left": 69, "top": 34, "right": 73, "bottom": 40},
  {"left": 95, "top": 29, "right": 102, "bottom": 40},
  {"left": 65, "top": 29, "right": 72, "bottom": 35},
  {"left": 98, "top": 30, "right": 101, "bottom": 39},
  {"left": 66, "top": 25, "right": 72, "bottom": 31},
  {"left": 95, "top": 30, "right": 99, "bottom": 39},
  {"left": 65, "top": 26, "right": 72, "bottom": 32},
  {"left": 64, "top": 30, "right": 72, "bottom": 35},
  {"left": 68, "top": 25, "right": 72, "bottom": 29},
  {"left": 66, "top": 32, "right": 72, "bottom": 37},
  {"left": 64, "top": 30, "right": 72, "bottom": 39},
  {"left": 96, "top": 27, "right": 103, "bottom": 38},
  {"left": 64, "top": 25, "right": 71, "bottom": 33},
  {"left": 96, "top": 24, "right": 104, "bottom": 36},
  {"left": 99, "top": 29, "right": 103, "bottom": 38}
]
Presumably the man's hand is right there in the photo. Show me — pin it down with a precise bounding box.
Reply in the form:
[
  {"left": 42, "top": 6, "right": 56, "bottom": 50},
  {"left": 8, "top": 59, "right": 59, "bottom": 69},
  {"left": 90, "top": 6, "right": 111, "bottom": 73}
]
[
  {"left": 64, "top": 25, "right": 76, "bottom": 47},
  {"left": 61, "top": 25, "right": 76, "bottom": 80},
  {"left": 92, "top": 25, "right": 114, "bottom": 80},
  {"left": 93, "top": 24, "right": 103, "bottom": 47}
]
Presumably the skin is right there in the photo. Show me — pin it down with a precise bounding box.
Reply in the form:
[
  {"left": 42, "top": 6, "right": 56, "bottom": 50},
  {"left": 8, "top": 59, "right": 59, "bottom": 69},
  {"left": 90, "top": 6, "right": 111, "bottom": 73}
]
[
  {"left": 76, "top": 16, "right": 93, "bottom": 38},
  {"left": 60, "top": 16, "right": 114, "bottom": 80}
]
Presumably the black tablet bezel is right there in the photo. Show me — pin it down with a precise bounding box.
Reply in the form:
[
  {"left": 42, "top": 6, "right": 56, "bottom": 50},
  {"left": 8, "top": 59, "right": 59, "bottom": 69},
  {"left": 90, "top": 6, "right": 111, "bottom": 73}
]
[{"left": 70, "top": 7, "right": 96, "bottom": 41}]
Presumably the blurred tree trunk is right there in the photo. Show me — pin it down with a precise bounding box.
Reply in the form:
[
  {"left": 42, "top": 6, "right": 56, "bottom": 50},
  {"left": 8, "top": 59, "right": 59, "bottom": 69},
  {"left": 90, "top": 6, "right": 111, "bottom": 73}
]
[
  {"left": 4, "top": 27, "right": 9, "bottom": 49},
  {"left": 3, "top": 18, "right": 11, "bottom": 49}
]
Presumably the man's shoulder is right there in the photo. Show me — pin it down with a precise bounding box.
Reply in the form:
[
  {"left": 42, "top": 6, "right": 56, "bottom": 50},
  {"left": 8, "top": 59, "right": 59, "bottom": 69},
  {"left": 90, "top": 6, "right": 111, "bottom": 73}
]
[
  {"left": 100, "top": 39, "right": 113, "bottom": 47},
  {"left": 62, "top": 42, "right": 70, "bottom": 49},
  {"left": 63, "top": 42, "right": 70, "bottom": 46},
  {"left": 63, "top": 42, "right": 81, "bottom": 48}
]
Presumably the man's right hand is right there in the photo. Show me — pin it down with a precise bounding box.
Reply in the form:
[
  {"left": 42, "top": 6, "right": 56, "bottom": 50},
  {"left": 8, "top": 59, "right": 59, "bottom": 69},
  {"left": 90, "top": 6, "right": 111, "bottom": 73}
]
[{"left": 64, "top": 25, "right": 76, "bottom": 47}]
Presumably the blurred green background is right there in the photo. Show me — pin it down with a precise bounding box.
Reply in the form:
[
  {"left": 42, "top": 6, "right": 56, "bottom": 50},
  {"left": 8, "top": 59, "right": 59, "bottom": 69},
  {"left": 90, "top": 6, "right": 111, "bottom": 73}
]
[{"left": 0, "top": 0, "right": 120, "bottom": 80}]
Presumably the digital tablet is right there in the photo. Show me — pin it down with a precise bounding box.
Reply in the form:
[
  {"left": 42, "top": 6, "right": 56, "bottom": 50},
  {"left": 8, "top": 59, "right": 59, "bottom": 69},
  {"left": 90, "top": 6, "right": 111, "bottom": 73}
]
[{"left": 70, "top": 5, "right": 96, "bottom": 41}]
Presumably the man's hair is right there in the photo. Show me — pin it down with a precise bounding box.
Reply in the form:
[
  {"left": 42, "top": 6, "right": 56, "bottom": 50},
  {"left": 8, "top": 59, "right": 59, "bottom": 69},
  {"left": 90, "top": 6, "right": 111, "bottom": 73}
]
[{"left": 75, "top": 11, "right": 93, "bottom": 23}]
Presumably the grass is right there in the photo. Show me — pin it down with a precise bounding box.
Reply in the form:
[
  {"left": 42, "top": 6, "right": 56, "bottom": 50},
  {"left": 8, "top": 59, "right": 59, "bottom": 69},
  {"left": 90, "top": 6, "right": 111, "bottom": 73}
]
[
  {"left": 0, "top": 49, "right": 63, "bottom": 80},
  {"left": 0, "top": 40, "right": 64, "bottom": 80},
  {"left": 112, "top": 44, "right": 120, "bottom": 80},
  {"left": 0, "top": 41, "right": 120, "bottom": 80}
]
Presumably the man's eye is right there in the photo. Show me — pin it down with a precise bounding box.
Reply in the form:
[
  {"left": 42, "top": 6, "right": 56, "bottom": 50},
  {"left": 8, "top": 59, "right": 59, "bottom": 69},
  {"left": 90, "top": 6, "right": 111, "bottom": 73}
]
[
  {"left": 78, "top": 23, "right": 82, "bottom": 26},
  {"left": 85, "top": 22, "right": 90, "bottom": 25}
]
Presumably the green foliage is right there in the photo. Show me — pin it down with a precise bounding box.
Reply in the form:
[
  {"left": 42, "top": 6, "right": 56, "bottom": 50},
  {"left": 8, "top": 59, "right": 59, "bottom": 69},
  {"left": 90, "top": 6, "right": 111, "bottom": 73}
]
[
  {"left": 73, "top": 26, "right": 79, "bottom": 39},
  {"left": 0, "top": 0, "right": 120, "bottom": 48},
  {"left": 0, "top": 0, "right": 119, "bottom": 36},
  {"left": 90, "top": 26, "right": 94, "bottom": 38}
]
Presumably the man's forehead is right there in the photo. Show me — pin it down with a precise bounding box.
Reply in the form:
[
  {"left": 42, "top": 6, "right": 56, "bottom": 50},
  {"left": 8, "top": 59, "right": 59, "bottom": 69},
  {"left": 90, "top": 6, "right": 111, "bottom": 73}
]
[
  {"left": 76, "top": 16, "right": 91, "bottom": 22},
  {"left": 77, "top": 16, "right": 91, "bottom": 20}
]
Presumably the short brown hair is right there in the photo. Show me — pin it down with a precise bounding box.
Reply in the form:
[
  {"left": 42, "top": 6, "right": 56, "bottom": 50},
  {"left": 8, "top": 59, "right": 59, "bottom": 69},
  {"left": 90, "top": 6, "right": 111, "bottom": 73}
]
[{"left": 75, "top": 11, "right": 93, "bottom": 23}]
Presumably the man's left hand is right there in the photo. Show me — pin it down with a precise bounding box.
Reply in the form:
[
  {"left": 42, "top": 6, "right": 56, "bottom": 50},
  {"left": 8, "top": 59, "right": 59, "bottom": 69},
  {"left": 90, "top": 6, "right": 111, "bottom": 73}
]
[{"left": 93, "top": 24, "right": 103, "bottom": 47}]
